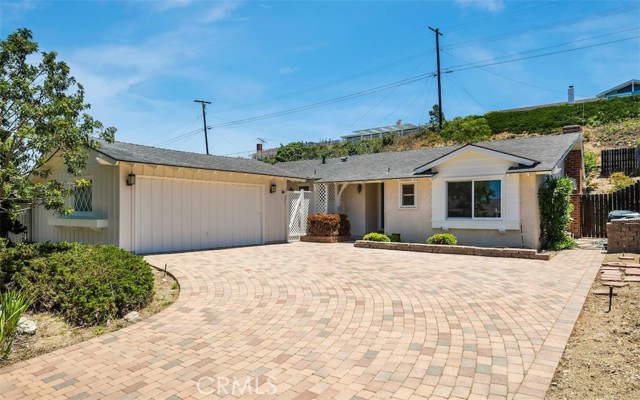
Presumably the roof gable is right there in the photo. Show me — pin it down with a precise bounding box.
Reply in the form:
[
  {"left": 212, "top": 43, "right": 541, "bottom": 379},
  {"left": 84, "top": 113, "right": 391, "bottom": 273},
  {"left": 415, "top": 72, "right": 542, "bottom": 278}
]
[
  {"left": 596, "top": 79, "right": 640, "bottom": 98},
  {"left": 413, "top": 144, "right": 537, "bottom": 174}
]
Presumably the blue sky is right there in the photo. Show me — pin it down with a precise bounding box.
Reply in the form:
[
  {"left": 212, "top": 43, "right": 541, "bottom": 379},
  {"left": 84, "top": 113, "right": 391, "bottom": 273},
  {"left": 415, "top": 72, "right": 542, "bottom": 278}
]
[{"left": 1, "top": 0, "right": 639, "bottom": 156}]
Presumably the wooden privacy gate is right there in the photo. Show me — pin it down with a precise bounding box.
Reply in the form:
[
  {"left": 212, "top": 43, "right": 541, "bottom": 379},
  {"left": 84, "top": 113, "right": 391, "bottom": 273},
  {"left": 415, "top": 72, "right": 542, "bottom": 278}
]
[
  {"left": 287, "top": 190, "right": 313, "bottom": 242},
  {"left": 581, "top": 182, "right": 640, "bottom": 238}
]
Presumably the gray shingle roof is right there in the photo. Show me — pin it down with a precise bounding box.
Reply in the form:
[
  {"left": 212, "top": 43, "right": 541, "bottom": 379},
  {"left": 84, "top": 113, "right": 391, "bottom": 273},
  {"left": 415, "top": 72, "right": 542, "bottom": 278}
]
[
  {"left": 94, "top": 141, "right": 306, "bottom": 179},
  {"left": 276, "top": 132, "right": 581, "bottom": 183}
]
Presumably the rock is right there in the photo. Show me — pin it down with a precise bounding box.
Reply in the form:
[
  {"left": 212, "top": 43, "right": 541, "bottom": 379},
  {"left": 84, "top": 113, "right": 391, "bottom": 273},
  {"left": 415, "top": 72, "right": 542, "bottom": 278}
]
[
  {"left": 17, "top": 316, "right": 37, "bottom": 335},
  {"left": 124, "top": 311, "right": 142, "bottom": 323}
]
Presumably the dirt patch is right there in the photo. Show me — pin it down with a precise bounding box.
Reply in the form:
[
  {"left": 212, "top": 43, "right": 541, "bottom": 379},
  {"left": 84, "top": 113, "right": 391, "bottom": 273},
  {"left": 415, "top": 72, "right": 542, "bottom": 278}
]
[
  {"left": 0, "top": 267, "right": 179, "bottom": 367},
  {"left": 547, "top": 253, "right": 640, "bottom": 400}
]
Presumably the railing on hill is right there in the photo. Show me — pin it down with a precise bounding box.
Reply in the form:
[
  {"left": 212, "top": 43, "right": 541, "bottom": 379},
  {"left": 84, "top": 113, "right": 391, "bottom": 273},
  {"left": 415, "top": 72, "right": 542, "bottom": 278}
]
[
  {"left": 581, "top": 181, "right": 640, "bottom": 238},
  {"left": 601, "top": 147, "right": 640, "bottom": 177}
]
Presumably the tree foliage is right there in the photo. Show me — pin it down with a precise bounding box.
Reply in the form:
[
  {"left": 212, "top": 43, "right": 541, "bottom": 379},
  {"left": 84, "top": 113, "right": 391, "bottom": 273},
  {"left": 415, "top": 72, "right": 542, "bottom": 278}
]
[
  {"left": 427, "top": 104, "right": 445, "bottom": 130},
  {"left": 0, "top": 29, "right": 115, "bottom": 238},
  {"left": 538, "top": 176, "right": 576, "bottom": 250},
  {"left": 440, "top": 115, "right": 492, "bottom": 143}
]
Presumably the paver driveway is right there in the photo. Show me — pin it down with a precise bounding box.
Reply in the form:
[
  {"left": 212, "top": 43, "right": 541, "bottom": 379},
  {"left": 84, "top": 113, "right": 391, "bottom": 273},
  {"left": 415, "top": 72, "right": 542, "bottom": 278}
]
[{"left": 1, "top": 243, "right": 602, "bottom": 399}]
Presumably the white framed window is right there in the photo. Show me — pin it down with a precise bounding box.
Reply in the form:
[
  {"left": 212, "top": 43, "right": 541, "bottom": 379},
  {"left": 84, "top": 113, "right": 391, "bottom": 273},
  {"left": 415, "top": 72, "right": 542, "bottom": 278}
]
[
  {"left": 446, "top": 179, "right": 502, "bottom": 219},
  {"left": 73, "top": 179, "right": 93, "bottom": 215},
  {"left": 399, "top": 182, "right": 416, "bottom": 208}
]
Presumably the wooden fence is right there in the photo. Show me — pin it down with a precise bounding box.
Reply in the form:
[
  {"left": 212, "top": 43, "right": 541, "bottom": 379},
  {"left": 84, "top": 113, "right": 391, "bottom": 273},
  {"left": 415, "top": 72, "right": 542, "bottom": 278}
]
[
  {"left": 601, "top": 147, "right": 640, "bottom": 177},
  {"left": 581, "top": 181, "right": 640, "bottom": 238}
]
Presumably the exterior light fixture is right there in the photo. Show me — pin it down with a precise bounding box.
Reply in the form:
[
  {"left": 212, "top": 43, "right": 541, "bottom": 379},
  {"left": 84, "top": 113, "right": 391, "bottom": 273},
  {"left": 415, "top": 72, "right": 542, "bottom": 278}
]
[
  {"left": 126, "top": 174, "right": 136, "bottom": 186},
  {"left": 357, "top": 184, "right": 362, "bottom": 193},
  {"left": 270, "top": 184, "right": 277, "bottom": 193}
]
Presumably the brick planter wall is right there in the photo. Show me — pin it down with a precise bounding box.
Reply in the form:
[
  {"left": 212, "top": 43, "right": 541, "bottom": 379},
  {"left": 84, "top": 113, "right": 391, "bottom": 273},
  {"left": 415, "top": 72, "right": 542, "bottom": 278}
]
[
  {"left": 564, "top": 149, "right": 583, "bottom": 238},
  {"left": 301, "top": 235, "right": 352, "bottom": 243},
  {"left": 607, "top": 219, "right": 640, "bottom": 253},
  {"left": 354, "top": 240, "right": 551, "bottom": 260}
]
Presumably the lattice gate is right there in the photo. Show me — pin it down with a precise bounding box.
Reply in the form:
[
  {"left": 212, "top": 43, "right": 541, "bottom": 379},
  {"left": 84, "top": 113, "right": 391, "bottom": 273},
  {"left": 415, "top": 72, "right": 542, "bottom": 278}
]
[{"left": 287, "top": 190, "right": 314, "bottom": 242}]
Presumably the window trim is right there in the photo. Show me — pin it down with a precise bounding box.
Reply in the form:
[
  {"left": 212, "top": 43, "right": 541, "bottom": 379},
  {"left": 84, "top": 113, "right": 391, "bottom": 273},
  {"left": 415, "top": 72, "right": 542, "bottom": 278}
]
[
  {"left": 398, "top": 181, "right": 417, "bottom": 209},
  {"left": 445, "top": 177, "right": 504, "bottom": 220},
  {"left": 71, "top": 176, "right": 94, "bottom": 217}
]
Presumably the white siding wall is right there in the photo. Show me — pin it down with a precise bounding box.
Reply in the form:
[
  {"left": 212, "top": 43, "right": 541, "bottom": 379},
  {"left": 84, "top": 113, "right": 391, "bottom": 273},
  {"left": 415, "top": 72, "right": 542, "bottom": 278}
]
[
  {"left": 383, "top": 179, "right": 432, "bottom": 243},
  {"left": 344, "top": 184, "right": 366, "bottom": 238},
  {"left": 428, "top": 150, "right": 524, "bottom": 247},
  {"left": 118, "top": 163, "right": 288, "bottom": 251},
  {"left": 31, "top": 151, "right": 120, "bottom": 245}
]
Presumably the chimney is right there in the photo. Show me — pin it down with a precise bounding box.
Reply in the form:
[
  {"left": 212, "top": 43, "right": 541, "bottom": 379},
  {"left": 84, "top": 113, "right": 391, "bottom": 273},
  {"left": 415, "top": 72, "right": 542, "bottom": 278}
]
[
  {"left": 567, "top": 85, "right": 575, "bottom": 105},
  {"left": 256, "top": 143, "right": 263, "bottom": 160},
  {"left": 322, "top": 155, "right": 326, "bottom": 164}
]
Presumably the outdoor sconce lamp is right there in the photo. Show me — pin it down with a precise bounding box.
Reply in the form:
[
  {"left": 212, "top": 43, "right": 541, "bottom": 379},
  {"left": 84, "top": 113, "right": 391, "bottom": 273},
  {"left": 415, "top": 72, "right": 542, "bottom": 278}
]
[
  {"left": 357, "top": 184, "right": 362, "bottom": 193},
  {"left": 270, "top": 184, "right": 277, "bottom": 193},
  {"left": 126, "top": 174, "right": 136, "bottom": 186}
]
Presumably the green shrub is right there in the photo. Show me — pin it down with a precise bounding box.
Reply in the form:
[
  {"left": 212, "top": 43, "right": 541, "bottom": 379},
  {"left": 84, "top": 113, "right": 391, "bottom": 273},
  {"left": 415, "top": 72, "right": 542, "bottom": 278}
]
[
  {"left": 362, "top": 232, "right": 390, "bottom": 242},
  {"left": 538, "top": 177, "right": 575, "bottom": 250},
  {"left": 583, "top": 151, "right": 598, "bottom": 176},
  {"left": 0, "top": 242, "right": 75, "bottom": 289},
  {"left": 609, "top": 172, "right": 635, "bottom": 192},
  {"left": 426, "top": 233, "right": 458, "bottom": 245},
  {"left": 7, "top": 243, "right": 154, "bottom": 326},
  {"left": 484, "top": 96, "right": 640, "bottom": 134},
  {"left": 0, "top": 289, "right": 32, "bottom": 358},
  {"left": 388, "top": 233, "right": 401, "bottom": 242},
  {"left": 440, "top": 116, "right": 491, "bottom": 143},
  {"left": 307, "top": 214, "right": 351, "bottom": 237}
]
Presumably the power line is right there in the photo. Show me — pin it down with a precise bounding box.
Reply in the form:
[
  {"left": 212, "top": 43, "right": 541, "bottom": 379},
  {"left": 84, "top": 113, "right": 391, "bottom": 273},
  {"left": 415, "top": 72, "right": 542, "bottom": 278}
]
[
  {"left": 154, "top": 34, "right": 638, "bottom": 148},
  {"left": 444, "top": 26, "right": 639, "bottom": 74},
  {"left": 443, "top": 35, "right": 640, "bottom": 73},
  {"left": 443, "top": 3, "right": 640, "bottom": 50},
  {"left": 446, "top": 73, "right": 486, "bottom": 112},
  {"left": 208, "top": 72, "right": 437, "bottom": 129}
]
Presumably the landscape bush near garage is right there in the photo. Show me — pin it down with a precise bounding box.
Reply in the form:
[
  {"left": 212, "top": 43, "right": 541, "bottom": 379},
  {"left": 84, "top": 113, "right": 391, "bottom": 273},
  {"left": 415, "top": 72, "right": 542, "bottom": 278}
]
[{"left": 1, "top": 242, "right": 155, "bottom": 325}]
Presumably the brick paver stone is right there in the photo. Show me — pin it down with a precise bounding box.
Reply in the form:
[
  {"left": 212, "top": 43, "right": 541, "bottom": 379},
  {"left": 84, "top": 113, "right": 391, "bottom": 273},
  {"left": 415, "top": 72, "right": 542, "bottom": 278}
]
[{"left": 0, "top": 243, "right": 601, "bottom": 399}]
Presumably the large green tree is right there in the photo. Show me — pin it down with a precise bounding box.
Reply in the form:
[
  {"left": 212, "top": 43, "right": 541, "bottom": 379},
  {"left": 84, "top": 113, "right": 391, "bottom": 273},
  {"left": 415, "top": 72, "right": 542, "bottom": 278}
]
[
  {"left": 440, "top": 115, "right": 491, "bottom": 143},
  {"left": 0, "top": 29, "right": 115, "bottom": 239}
]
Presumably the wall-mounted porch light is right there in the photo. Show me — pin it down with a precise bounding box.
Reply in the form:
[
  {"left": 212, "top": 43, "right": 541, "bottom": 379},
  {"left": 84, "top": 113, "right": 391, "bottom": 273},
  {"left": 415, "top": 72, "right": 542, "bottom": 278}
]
[
  {"left": 126, "top": 173, "right": 136, "bottom": 186},
  {"left": 270, "top": 183, "right": 277, "bottom": 193}
]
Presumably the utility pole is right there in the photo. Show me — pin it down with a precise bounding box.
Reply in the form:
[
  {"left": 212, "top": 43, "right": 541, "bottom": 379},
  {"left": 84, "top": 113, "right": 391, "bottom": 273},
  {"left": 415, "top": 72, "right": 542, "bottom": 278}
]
[
  {"left": 193, "top": 99, "right": 212, "bottom": 154},
  {"left": 429, "top": 26, "right": 443, "bottom": 131}
]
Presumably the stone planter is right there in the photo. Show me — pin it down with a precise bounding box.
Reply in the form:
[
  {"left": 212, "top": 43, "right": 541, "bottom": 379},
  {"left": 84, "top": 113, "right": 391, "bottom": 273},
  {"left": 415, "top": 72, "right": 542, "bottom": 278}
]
[
  {"left": 301, "top": 235, "right": 353, "bottom": 243},
  {"left": 354, "top": 240, "right": 551, "bottom": 260}
]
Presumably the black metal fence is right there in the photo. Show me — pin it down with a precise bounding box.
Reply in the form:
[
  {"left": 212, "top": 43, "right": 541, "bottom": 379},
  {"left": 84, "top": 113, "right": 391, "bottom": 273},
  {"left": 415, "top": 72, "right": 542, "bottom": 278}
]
[
  {"left": 601, "top": 147, "right": 640, "bottom": 177},
  {"left": 581, "top": 181, "right": 640, "bottom": 238}
]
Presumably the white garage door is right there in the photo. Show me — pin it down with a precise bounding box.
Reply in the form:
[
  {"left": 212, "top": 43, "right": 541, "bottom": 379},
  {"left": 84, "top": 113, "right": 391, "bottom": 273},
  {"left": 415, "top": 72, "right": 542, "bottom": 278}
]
[{"left": 134, "top": 178, "right": 263, "bottom": 253}]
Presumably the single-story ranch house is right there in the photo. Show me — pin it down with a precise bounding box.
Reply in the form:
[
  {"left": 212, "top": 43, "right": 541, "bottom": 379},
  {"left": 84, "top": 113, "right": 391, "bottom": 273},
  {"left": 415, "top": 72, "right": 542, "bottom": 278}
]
[{"left": 25, "top": 131, "right": 583, "bottom": 253}]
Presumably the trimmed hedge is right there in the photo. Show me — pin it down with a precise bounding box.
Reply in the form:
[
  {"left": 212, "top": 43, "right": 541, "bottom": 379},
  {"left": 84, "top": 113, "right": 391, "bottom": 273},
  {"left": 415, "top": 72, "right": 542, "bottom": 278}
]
[
  {"left": 484, "top": 96, "right": 640, "bottom": 134},
  {"left": 307, "top": 214, "right": 351, "bottom": 237},
  {"left": 2, "top": 243, "right": 154, "bottom": 326},
  {"left": 362, "top": 232, "right": 390, "bottom": 242},
  {"left": 426, "top": 233, "right": 458, "bottom": 245}
]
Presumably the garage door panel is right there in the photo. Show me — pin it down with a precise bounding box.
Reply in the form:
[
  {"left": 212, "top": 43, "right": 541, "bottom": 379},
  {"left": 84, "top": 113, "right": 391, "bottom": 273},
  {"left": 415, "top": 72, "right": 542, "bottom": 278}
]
[{"left": 135, "top": 178, "right": 262, "bottom": 253}]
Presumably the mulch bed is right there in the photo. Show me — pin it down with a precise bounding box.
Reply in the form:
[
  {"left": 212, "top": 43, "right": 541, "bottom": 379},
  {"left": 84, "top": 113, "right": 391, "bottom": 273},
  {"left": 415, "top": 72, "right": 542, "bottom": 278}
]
[{"left": 546, "top": 253, "right": 640, "bottom": 399}]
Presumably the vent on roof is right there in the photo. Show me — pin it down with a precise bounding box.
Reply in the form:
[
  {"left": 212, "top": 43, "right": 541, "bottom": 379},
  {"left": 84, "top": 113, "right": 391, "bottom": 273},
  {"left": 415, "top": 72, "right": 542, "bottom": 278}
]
[
  {"left": 322, "top": 155, "right": 326, "bottom": 164},
  {"left": 340, "top": 156, "right": 348, "bottom": 162}
]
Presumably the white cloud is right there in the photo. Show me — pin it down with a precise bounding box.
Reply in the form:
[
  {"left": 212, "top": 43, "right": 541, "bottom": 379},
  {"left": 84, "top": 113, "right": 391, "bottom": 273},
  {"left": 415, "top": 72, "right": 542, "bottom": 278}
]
[
  {"left": 202, "top": 1, "right": 241, "bottom": 23},
  {"left": 454, "top": 0, "right": 504, "bottom": 13},
  {"left": 278, "top": 66, "right": 301, "bottom": 75}
]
